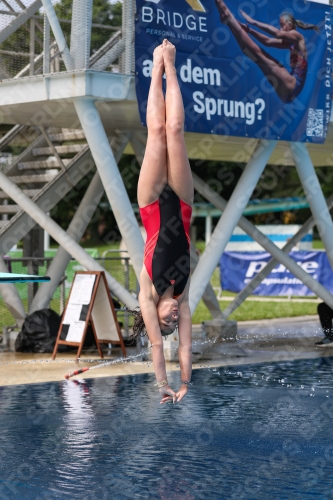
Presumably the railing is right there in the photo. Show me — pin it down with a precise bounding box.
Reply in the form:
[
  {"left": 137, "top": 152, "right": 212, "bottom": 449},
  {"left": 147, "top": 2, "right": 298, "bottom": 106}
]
[
  {"left": 0, "top": 254, "right": 138, "bottom": 335},
  {"left": 0, "top": 0, "right": 128, "bottom": 80}
]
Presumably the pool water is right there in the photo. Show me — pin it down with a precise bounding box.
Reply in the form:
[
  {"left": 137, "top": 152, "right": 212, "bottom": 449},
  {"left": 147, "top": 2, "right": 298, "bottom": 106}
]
[{"left": 1, "top": 357, "right": 333, "bottom": 499}]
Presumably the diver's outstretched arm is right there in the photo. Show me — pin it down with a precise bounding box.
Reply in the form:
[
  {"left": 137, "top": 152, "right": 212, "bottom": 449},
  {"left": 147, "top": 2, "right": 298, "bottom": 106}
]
[
  {"left": 175, "top": 283, "right": 192, "bottom": 402},
  {"left": 139, "top": 272, "right": 178, "bottom": 404},
  {"left": 240, "top": 23, "right": 289, "bottom": 49},
  {"left": 240, "top": 10, "right": 279, "bottom": 37},
  {"left": 176, "top": 302, "right": 192, "bottom": 402},
  {"left": 241, "top": 10, "right": 302, "bottom": 44}
]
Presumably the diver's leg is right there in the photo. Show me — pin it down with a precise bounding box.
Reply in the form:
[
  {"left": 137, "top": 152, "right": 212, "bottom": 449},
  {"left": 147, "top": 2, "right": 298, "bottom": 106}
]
[
  {"left": 137, "top": 44, "right": 168, "bottom": 207},
  {"left": 216, "top": 0, "right": 296, "bottom": 101},
  {"left": 215, "top": 0, "right": 261, "bottom": 57},
  {"left": 163, "top": 40, "right": 193, "bottom": 206},
  {"left": 215, "top": 0, "right": 265, "bottom": 58}
]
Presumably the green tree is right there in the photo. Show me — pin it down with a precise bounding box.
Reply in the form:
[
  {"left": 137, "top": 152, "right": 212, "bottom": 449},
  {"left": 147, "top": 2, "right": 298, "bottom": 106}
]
[{"left": 54, "top": 0, "right": 122, "bottom": 56}]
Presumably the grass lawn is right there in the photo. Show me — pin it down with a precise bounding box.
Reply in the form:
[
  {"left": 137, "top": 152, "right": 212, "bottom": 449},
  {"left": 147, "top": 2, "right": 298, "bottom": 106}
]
[
  {"left": 191, "top": 268, "right": 319, "bottom": 323},
  {"left": 312, "top": 240, "right": 324, "bottom": 249},
  {"left": 192, "top": 296, "right": 318, "bottom": 323}
]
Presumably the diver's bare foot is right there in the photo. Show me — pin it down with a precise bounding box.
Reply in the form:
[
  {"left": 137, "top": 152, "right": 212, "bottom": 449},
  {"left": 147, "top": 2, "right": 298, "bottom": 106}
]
[
  {"left": 215, "top": 0, "right": 231, "bottom": 23},
  {"left": 153, "top": 44, "right": 164, "bottom": 72},
  {"left": 162, "top": 39, "right": 176, "bottom": 70}
]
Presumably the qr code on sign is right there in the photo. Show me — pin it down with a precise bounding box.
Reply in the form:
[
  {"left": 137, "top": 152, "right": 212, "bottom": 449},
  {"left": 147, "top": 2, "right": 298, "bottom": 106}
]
[{"left": 306, "top": 108, "right": 324, "bottom": 137}]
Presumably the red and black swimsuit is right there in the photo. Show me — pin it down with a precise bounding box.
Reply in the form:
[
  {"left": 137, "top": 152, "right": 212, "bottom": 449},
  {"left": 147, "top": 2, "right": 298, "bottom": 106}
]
[
  {"left": 140, "top": 184, "right": 192, "bottom": 297},
  {"left": 287, "top": 45, "right": 307, "bottom": 102}
]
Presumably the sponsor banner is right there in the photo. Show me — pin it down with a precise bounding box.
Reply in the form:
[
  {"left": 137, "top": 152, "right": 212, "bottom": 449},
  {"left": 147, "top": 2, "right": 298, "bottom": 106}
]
[
  {"left": 135, "top": 0, "right": 332, "bottom": 143},
  {"left": 220, "top": 251, "right": 333, "bottom": 295}
]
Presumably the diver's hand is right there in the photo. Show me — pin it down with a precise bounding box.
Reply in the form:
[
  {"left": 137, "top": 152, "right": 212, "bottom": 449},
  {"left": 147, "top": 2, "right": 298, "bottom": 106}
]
[
  {"left": 159, "top": 385, "right": 178, "bottom": 404},
  {"left": 240, "top": 10, "right": 254, "bottom": 25},
  {"left": 175, "top": 385, "right": 188, "bottom": 403}
]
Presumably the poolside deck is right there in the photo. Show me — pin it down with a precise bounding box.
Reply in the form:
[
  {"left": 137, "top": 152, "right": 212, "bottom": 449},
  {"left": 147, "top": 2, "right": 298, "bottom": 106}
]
[{"left": 0, "top": 315, "right": 331, "bottom": 386}]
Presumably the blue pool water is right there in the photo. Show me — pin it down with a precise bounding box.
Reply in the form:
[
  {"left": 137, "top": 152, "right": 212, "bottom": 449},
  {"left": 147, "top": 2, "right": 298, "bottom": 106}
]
[{"left": 1, "top": 357, "right": 333, "bottom": 499}]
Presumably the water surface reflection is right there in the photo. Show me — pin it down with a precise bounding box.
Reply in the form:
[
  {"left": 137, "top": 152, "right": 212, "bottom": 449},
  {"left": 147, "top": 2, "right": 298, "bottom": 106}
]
[{"left": 1, "top": 357, "right": 333, "bottom": 499}]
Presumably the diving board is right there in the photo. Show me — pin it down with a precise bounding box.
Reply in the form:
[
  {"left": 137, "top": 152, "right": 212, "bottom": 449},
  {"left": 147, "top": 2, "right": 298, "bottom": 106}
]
[{"left": 0, "top": 273, "right": 50, "bottom": 283}]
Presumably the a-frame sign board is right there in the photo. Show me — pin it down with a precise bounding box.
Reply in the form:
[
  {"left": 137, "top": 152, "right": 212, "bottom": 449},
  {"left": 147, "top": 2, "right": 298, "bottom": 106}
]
[{"left": 52, "top": 271, "right": 126, "bottom": 362}]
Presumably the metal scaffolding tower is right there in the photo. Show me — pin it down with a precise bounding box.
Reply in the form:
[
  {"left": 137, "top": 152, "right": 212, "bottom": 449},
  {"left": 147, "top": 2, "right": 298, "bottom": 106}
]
[{"left": 0, "top": 0, "right": 331, "bottom": 329}]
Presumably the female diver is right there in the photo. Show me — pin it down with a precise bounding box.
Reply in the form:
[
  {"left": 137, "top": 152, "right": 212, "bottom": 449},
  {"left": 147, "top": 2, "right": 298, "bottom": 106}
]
[
  {"left": 215, "top": 0, "right": 319, "bottom": 103},
  {"left": 134, "top": 39, "right": 193, "bottom": 404}
]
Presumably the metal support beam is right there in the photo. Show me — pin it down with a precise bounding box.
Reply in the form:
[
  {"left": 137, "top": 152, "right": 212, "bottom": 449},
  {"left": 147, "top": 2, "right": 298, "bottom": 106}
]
[
  {"left": 190, "top": 140, "right": 277, "bottom": 313},
  {"left": 73, "top": 99, "right": 144, "bottom": 279},
  {"left": 223, "top": 195, "right": 333, "bottom": 317},
  {"left": 15, "top": 0, "right": 44, "bottom": 34},
  {"left": 0, "top": 124, "right": 25, "bottom": 151},
  {"left": 291, "top": 142, "right": 333, "bottom": 270},
  {"left": 2, "top": 0, "right": 43, "bottom": 47},
  {"left": 89, "top": 31, "right": 123, "bottom": 70},
  {"left": 29, "top": 133, "right": 129, "bottom": 313},
  {"left": 190, "top": 243, "right": 223, "bottom": 320},
  {"left": 0, "top": 256, "right": 26, "bottom": 327},
  {"left": 193, "top": 173, "right": 333, "bottom": 311},
  {"left": 129, "top": 132, "right": 145, "bottom": 164},
  {"left": 70, "top": 0, "right": 93, "bottom": 70},
  {"left": 122, "top": 0, "right": 135, "bottom": 74},
  {"left": 29, "top": 171, "right": 104, "bottom": 313},
  {"left": 39, "top": 126, "right": 67, "bottom": 174},
  {"left": 91, "top": 39, "right": 125, "bottom": 71},
  {"left": 205, "top": 212, "right": 212, "bottom": 246},
  {"left": 29, "top": 17, "right": 35, "bottom": 76},
  {"left": 0, "top": 0, "right": 42, "bottom": 46},
  {"left": 0, "top": 171, "right": 138, "bottom": 309},
  {"left": 14, "top": 46, "right": 54, "bottom": 78},
  {"left": 40, "top": 0, "right": 74, "bottom": 71},
  {"left": 43, "top": 12, "right": 50, "bottom": 74}
]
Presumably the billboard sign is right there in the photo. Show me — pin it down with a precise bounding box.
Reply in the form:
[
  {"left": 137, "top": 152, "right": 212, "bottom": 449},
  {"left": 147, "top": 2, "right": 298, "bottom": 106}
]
[
  {"left": 220, "top": 250, "right": 333, "bottom": 296},
  {"left": 135, "top": 0, "right": 332, "bottom": 143}
]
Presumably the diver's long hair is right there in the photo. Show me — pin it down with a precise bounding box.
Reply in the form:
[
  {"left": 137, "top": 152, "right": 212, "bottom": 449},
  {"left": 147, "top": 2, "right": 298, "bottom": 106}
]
[
  {"left": 127, "top": 307, "right": 147, "bottom": 344},
  {"left": 281, "top": 12, "right": 319, "bottom": 33},
  {"left": 127, "top": 307, "right": 178, "bottom": 343}
]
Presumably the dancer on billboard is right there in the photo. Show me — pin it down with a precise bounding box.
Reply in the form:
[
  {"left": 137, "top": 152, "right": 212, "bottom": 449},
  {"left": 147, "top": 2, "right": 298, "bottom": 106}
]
[
  {"left": 132, "top": 39, "right": 193, "bottom": 404},
  {"left": 215, "top": 0, "right": 319, "bottom": 103}
]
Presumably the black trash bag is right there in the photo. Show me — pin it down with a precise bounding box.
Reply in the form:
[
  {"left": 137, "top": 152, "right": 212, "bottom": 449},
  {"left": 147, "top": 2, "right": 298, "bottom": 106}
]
[
  {"left": 15, "top": 309, "right": 62, "bottom": 353},
  {"left": 15, "top": 309, "right": 97, "bottom": 353}
]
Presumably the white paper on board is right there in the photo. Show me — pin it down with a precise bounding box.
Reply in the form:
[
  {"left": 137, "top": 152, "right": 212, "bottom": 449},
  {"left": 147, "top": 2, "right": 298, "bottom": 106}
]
[
  {"left": 70, "top": 274, "right": 96, "bottom": 305},
  {"left": 66, "top": 321, "right": 86, "bottom": 343},
  {"left": 63, "top": 304, "right": 82, "bottom": 324}
]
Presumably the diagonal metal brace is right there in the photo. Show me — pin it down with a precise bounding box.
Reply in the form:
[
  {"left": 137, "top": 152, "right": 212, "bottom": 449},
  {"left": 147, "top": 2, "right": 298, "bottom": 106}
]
[{"left": 193, "top": 173, "right": 333, "bottom": 311}]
